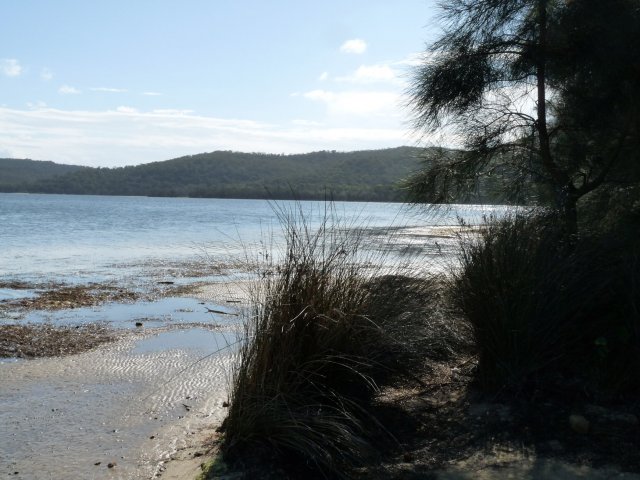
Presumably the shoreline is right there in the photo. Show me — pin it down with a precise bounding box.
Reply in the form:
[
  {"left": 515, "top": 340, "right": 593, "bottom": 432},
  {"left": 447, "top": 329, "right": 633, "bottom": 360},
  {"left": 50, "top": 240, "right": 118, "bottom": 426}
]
[
  {"left": 0, "top": 323, "right": 234, "bottom": 479},
  {"left": 0, "top": 279, "right": 250, "bottom": 479},
  {"left": 2, "top": 276, "right": 639, "bottom": 479}
]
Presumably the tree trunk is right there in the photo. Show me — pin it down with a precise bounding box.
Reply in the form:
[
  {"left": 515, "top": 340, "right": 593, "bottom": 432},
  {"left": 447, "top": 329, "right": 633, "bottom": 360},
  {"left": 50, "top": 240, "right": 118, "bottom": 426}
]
[
  {"left": 538, "top": 0, "right": 578, "bottom": 237},
  {"left": 556, "top": 186, "right": 579, "bottom": 237}
]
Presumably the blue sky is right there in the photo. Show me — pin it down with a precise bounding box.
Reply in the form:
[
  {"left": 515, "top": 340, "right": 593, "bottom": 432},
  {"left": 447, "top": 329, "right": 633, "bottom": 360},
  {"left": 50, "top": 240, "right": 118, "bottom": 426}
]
[{"left": 0, "top": 1, "right": 439, "bottom": 166}]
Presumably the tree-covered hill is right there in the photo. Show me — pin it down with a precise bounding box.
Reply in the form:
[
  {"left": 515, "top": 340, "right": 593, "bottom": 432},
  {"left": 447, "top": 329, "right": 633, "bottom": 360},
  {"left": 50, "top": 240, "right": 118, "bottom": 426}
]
[
  {"left": 0, "top": 147, "right": 424, "bottom": 202},
  {"left": 0, "top": 158, "right": 87, "bottom": 191}
]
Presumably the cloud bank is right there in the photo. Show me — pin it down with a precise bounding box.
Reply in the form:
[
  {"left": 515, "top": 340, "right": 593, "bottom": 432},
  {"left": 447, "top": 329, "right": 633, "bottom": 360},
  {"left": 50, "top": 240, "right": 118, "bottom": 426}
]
[{"left": 0, "top": 106, "right": 415, "bottom": 167}]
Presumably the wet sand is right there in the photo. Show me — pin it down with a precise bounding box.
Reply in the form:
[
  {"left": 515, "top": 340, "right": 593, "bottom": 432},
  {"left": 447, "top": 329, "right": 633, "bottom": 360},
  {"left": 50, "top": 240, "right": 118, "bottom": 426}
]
[
  {"left": 0, "top": 281, "right": 251, "bottom": 480},
  {"left": 0, "top": 327, "right": 235, "bottom": 479}
]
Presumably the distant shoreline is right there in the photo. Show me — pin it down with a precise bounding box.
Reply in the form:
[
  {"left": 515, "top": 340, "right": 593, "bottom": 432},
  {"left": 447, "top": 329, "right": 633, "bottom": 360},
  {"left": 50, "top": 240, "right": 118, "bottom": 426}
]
[
  {"left": 0, "top": 147, "right": 424, "bottom": 203},
  {"left": 0, "top": 190, "right": 407, "bottom": 203}
]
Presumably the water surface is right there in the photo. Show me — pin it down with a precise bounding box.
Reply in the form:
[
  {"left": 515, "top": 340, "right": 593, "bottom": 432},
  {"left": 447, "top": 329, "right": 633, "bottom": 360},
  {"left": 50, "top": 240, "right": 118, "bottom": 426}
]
[
  {"left": 0, "top": 193, "right": 514, "bottom": 286},
  {"left": 0, "top": 194, "right": 518, "bottom": 478}
]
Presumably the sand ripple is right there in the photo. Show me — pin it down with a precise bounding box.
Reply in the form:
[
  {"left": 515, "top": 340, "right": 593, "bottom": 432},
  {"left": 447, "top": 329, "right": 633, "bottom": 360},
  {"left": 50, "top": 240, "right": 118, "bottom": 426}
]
[{"left": 0, "top": 329, "right": 234, "bottom": 480}]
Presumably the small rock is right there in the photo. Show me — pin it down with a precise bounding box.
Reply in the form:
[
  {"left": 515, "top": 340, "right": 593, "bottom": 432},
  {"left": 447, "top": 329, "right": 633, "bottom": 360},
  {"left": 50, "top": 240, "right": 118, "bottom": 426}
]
[
  {"left": 150, "top": 435, "right": 155, "bottom": 439},
  {"left": 222, "top": 401, "right": 230, "bottom": 408},
  {"left": 107, "top": 462, "right": 117, "bottom": 468},
  {"left": 193, "top": 451, "right": 204, "bottom": 457},
  {"left": 135, "top": 322, "right": 143, "bottom": 327},
  {"left": 94, "top": 462, "right": 101, "bottom": 466},
  {"left": 569, "top": 414, "right": 590, "bottom": 434}
]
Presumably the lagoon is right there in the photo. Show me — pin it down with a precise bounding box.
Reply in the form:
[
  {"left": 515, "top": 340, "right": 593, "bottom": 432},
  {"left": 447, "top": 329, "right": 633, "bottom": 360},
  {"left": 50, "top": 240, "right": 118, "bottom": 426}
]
[
  {"left": 0, "top": 193, "right": 515, "bottom": 479},
  {"left": 0, "top": 193, "right": 510, "bottom": 286}
]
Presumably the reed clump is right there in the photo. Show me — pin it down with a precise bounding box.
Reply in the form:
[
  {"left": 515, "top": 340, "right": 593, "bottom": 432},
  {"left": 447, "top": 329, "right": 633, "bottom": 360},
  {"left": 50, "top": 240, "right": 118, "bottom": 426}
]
[{"left": 221, "top": 206, "right": 413, "bottom": 477}]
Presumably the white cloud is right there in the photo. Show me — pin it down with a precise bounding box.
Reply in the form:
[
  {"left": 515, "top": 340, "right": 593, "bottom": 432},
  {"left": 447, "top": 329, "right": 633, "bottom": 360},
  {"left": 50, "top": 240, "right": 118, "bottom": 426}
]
[
  {"left": 58, "top": 85, "right": 81, "bottom": 95},
  {"left": 115, "top": 106, "right": 138, "bottom": 114},
  {"left": 336, "top": 65, "right": 400, "bottom": 85},
  {"left": 291, "top": 119, "right": 324, "bottom": 127},
  {"left": 1, "top": 59, "right": 23, "bottom": 77},
  {"left": 318, "top": 71, "right": 329, "bottom": 82},
  {"left": 40, "top": 68, "right": 54, "bottom": 81},
  {"left": 0, "top": 106, "right": 415, "bottom": 166},
  {"left": 142, "top": 91, "right": 162, "bottom": 96},
  {"left": 150, "top": 109, "right": 194, "bottom": 115},
  {"left": 339, "top": 39, "right": 367, "bottom": 54},
  {"left": 91, "top": 87, "right": 127, "bottom": 93},
  {"left": 302, "top": 89, "right": 400, "bottom": 116},
  {"left": 27, "top": 101, "right": 47, "bottom": 109}
]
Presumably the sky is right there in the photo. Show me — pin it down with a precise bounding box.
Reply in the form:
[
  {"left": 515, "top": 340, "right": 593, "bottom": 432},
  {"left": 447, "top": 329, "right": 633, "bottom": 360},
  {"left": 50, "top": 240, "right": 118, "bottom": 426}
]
[{"left": 0, "top": 1, "right": 440, "bottom": 167}]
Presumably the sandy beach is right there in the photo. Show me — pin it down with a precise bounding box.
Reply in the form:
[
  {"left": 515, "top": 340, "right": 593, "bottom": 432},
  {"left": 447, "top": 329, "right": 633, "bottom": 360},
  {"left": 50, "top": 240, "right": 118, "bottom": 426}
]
[
  {"left": 0, "top": 328, "right": 232, "bottom": 479},
  {"left": 0, "top": 281, "right": 249, "bottom": 480}
]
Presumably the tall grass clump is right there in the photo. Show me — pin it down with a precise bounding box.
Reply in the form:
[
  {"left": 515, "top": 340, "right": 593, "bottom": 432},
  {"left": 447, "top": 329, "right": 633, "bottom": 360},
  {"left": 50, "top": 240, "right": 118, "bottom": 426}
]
[
  {"left": 221, "top": 204, "right": 406, "bottom": 477},
  {"left": 455, "top": 212, "right": 640, "bottom": 394}
]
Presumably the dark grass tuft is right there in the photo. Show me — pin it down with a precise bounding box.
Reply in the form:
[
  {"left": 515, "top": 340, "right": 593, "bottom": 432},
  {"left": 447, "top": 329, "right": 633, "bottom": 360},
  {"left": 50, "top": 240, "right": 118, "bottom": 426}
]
[
  {"left": 454, "top": 212, "right": 640, "bottom": 394},
  {"left": 221, "top": 204, "right": 418, "bottom": 477}
]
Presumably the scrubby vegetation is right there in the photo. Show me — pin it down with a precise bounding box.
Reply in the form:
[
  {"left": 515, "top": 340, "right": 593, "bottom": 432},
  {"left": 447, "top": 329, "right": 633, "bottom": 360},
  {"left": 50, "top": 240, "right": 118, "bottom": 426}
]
[
  {"left": 454, "top": 212, "right": 640, "bottom": 394},
  {"left": 210, "top": 0, "right": 640, "bottom": 476},
  {"left": 219, "top": 206, "right": 432, "bottom": 477},
  {"left": 213, "top": 208, "right": 640, "bottom": 478}
]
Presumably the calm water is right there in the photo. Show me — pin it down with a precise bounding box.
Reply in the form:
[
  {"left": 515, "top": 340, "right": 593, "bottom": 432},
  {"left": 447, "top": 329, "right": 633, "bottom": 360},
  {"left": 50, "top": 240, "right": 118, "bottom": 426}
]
[
  {"left": 0, "top": 194, "right": 516, "bottom": 478},
  {"left": 0, "top": 193, "right": 513, "bottom": 286}
]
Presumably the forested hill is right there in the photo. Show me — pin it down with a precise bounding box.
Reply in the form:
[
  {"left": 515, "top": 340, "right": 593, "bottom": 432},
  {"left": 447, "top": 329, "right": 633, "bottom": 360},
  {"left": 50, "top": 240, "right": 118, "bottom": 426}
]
[
  {"left": 0, "top": 147, "right": 423, "bottom": 202},
  {"left": 0, "top": 158, "right": 87, "bottom": 189}
]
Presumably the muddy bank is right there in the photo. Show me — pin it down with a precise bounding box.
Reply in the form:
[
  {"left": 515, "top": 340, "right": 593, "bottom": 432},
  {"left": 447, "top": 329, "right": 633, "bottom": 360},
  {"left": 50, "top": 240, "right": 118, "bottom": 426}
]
[
  {"left": 0, "top": 281, "right": 139, "bottom": 318},
  {"left": 0, "top": 323, "right": 118, "bottom": 358},
  {"left": 0, "top": 270, "right": 251, "bottom": 316}
]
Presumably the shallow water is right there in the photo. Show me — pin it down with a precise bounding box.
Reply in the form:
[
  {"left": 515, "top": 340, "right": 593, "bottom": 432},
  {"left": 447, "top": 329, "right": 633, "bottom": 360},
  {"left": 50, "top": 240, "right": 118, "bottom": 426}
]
[
  {"left": 0, "top": 194, "right": 401, "bottom": 285},
  {"left": 0, "top": 332, "right": 234, "bottom": 479},
  {"left": 0, "top": 288, "right": 38, "bottom": 302},
  {"left": 132, "top": 328, "right": 238, "bottom": 354},
  {"left": 18, "top": 296, "right": 240, "bottom": 329},
  {"left": 0, "top": 193, "right": 515, "bottom": 285}
]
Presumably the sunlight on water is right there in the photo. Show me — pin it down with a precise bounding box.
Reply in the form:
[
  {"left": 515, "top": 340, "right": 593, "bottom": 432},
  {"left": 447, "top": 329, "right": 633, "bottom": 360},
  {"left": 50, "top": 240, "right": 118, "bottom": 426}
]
[{"left": 0, "top": 194, "right": 515, "bottom": 286}]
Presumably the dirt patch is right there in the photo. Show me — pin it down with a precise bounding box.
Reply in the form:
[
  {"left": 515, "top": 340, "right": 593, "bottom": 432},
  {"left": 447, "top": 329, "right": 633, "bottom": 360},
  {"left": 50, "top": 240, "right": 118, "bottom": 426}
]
[
  {"left": 0, "top": 323, "right": 119, "bottom": 358},
  {"left": 356, "top": 359, "right": 640, "bottom": 479},
  {"left": 353, "top": 276, "right": 640, "bottom": 478}
]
